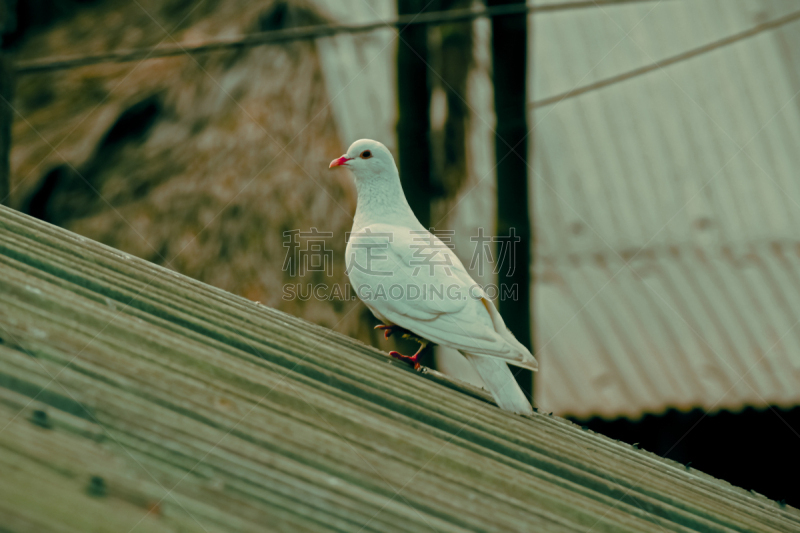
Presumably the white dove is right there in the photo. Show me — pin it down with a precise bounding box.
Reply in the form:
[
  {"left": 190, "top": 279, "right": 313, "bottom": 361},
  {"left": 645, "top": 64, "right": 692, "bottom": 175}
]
[{"left": 330, "top": 139, "right": 538, "bottom": 415}]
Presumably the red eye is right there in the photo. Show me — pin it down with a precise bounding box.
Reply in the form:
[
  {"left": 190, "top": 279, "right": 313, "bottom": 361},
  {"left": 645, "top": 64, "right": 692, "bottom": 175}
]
[{"left": 360, "top": 150, "right": 372, "bottom": 159}]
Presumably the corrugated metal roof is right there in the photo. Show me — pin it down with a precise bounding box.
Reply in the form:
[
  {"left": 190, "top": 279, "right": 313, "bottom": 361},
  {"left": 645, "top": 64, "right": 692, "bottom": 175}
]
[
  {"left": 532, "top": 0, "right": 800, "bottom": 418},
  {"left": 6, "top": 205, "right": 800, "bottom": 531},
  {"left": 315, "top": 0, "right": 398, "bottom": 149}
]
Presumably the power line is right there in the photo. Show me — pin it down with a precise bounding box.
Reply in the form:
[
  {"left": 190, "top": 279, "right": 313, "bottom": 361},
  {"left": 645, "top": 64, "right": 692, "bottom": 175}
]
[
  {"left": 13, "top": 2, "right": 798, "bottom": 113},
  {"left": 530, "top": 8, "right": 800, "bottom": 109},
  {"left": 15, "top": 0, "right": 661, "bottom": 75}
]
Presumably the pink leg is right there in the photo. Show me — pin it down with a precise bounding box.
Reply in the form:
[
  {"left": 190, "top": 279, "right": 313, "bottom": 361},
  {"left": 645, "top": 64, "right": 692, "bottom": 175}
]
[{"left": 389, "top": 342, "right": 428, "bottom": 371}]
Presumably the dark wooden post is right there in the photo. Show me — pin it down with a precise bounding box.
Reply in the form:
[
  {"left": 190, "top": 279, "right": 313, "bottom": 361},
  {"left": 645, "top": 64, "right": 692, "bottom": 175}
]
[
  {"left": 396, "top": 0, "right": 432, "bottom": 228},
  {"left": 0, "top": 55, "right": 11, "bottom": 207},
  {"left": 0, "top": 0, "right": 13, "bottom": 206},
  {"left": 488, "top": 0, "right": 533, "bottom": 399},
  {"left": 438, "top": 0, "right": 471, "bottom": 195}
]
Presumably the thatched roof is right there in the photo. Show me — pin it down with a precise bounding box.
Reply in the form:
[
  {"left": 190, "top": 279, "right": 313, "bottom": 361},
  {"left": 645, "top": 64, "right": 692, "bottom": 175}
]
[
  {"left": 9, "top": 0, "right": 373, "bottom": 341},
  {"left": 1, "top": 204, "right": 798, "bottom": 531}
]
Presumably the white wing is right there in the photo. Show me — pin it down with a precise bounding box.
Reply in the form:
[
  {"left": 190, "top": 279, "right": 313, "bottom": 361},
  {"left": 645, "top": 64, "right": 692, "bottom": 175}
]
[{"left": 347, "top": 224, "right": 537, "bottom": 368}]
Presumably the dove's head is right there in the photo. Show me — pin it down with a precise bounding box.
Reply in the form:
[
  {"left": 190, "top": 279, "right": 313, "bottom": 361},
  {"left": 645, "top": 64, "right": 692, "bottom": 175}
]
[
  {"left": 330, "top": 139, "right": 414, "bottom": 224},
  {"left": 329, "top": 139, "right": 397, "bottom": 182}
]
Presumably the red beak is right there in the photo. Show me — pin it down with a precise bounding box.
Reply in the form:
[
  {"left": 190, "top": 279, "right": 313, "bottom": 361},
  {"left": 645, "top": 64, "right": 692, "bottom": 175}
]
[{"left": 329, "top": 156, "right": 352, "bottom": 168}]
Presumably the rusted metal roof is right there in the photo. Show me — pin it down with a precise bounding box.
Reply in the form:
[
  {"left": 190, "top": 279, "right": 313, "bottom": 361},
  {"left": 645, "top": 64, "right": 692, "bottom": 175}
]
[{"left": 532, "top": 0, "right": 800, "bottom": 418}]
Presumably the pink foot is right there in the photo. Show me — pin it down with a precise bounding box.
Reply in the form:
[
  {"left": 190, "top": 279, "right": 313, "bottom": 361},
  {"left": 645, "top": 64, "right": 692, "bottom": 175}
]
[{"left": 389, "top": 351, "right": 422, "bottom": 371}]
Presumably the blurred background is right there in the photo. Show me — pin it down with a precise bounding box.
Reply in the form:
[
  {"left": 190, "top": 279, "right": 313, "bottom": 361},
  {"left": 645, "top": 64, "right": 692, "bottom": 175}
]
[{"left": 2, "top": 0, "right": 800, "bottom": 508}]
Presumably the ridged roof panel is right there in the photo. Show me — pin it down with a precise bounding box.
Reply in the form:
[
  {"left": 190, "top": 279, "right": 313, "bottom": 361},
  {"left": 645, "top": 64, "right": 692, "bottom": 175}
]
[{"left": 532, "top": 0, "right": 800, "bottom": 418}]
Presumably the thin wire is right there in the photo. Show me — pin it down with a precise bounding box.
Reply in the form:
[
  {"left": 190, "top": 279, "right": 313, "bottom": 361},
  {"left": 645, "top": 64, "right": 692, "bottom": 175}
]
[
  {"left": 14, "top": 0, "right": 662, "bottom": 75},
  {"left": 530, "top": 7, "right": 800, "bottom": 108}
]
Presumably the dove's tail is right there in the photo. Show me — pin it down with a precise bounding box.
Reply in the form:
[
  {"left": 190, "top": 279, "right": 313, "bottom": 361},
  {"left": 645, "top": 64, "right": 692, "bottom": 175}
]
[{"left": 463, "top": 353, "right": 533, "bottom": 415}]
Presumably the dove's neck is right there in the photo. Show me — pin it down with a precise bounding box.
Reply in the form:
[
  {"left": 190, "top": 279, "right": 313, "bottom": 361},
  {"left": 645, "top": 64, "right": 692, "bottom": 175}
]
[{"left": 352, "top": 168, "right": 423, "bottom": 232}]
